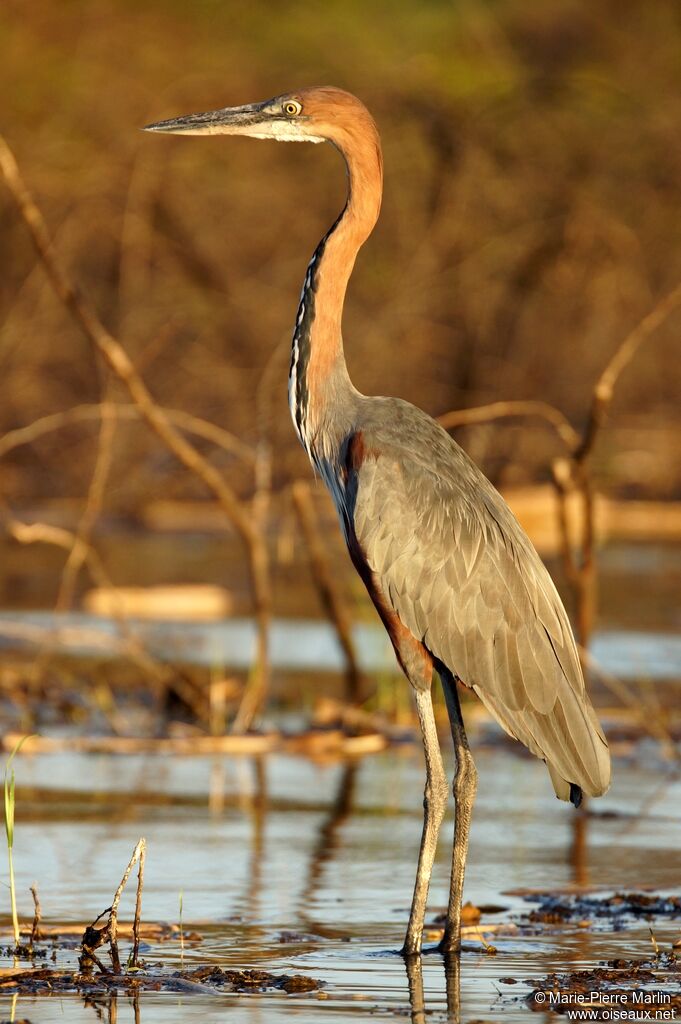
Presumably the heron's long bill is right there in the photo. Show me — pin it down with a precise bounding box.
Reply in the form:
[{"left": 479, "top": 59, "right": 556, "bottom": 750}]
[{"left": 143, "top": 102, "right": 266, "bottom": 136}]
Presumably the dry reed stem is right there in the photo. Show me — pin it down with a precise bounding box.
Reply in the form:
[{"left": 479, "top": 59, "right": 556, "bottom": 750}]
[
  {"left": 291, "top": 481, "right": 365, "bottom": 703},
  {"left": 131, "top": 841, "right": 145, "bottom": 968},
  {"left": 0, "top": 134, "right": 270, "bottom": 727},
  {"left": 29, "top": 883, "right": 42, "bottom": 945},
  {"left": 108, "top": 837, "right": 146, "bottom": 973}
]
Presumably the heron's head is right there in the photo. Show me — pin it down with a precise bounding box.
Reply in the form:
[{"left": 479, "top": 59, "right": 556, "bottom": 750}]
[{"left": 144, "top": 86, "right": 379, "bottom": 154}]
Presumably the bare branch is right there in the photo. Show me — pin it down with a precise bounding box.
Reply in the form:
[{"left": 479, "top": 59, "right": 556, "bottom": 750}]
[
  {"left": 575, "top": 282, "right": 681, "bottom": 465},
  {"left": 437, "top": 399, "right": 580, "bottom": 451},
  {"left": 0, "top": 134, "right": 254, "bottom": 541},
  {"left": 56, "top": 402, "right": 117, "bottom": 612},
  {"left": 0, "top": 134, "right": 270, "bottom": 721},
  {"left": 0, "top": 403, "right": 255, "bottom": 464}
]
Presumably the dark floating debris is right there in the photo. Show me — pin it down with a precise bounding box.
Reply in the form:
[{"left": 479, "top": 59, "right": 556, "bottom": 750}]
[
  {"left": 520, "top": 891, "right": 681, "bottom": 928},
  {"left": 177, "top": 967, "right": 321, "bottom": 993},
  {"left": 524, "top": 952, "right": 681, "bottom": 1019},
  {"left": 0, "top": 965, "right": 322, "bottom": 997}
]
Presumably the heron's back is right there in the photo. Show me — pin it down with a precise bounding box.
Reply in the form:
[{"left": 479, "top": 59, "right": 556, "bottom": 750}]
[{"left": 339, "top": 395, "right": 610, "bottom": 802}]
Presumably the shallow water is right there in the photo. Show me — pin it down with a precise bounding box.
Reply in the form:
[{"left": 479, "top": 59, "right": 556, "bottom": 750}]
[
  {"left": 1, "top": 745, "right": 680, "bottom": 1022},
  {"left": 1, "top": 610, "right": 681, "bottom": 680},
  {"left": 0, "top": 540, "right": 680, "bottom": 683},
  {"left": 0, "top": 539, "right": 679, "bottom": 1020}
]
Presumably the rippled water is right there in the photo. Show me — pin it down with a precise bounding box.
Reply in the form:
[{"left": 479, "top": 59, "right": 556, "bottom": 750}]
[
  {"left": 0, "top": 539, "right": 679, "bottom": 1020},
  {"left": 1, "top": 745, "right": 680, "bottom": 1022}
]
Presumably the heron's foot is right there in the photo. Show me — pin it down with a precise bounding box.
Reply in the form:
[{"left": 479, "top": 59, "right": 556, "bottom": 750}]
[
  {"left": 400, "top": 933, "right": 422, "bottom": 959},
  {"left": 437, "top": 927, "right": 461, "bottom": 956}
]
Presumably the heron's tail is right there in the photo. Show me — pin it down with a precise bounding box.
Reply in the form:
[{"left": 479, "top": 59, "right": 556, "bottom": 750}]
[{"left": 546, "top": 703, "right": 611, "bottom": 805}]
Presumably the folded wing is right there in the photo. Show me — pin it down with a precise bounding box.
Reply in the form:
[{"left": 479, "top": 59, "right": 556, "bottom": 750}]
[{"left": 350, "top": 441, "right": 610, "bottom": 801}]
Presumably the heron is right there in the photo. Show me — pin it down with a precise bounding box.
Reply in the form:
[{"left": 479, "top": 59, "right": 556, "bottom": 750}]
[{"left": 145, "top": 87, "right": 611, "bottom": 957}]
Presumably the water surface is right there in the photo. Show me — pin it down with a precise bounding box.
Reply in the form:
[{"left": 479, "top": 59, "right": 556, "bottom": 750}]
[{"left": 1, "top": 745, "right": 679, "bottom": 1022}]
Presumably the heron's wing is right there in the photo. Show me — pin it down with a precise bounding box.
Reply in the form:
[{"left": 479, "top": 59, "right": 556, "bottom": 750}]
[{"left": 350, "top": 442, "right": 610, "bottom": 800}]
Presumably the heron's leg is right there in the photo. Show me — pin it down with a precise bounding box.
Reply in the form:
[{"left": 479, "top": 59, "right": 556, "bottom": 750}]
[
  {"left": 443, "top": 951, "right": 462, "bottom": 1024},
  {"left": 404, "top": 954, "right": 426, "bottom": 1024},
  {"left": 404, "top": 949, "right": 461, "bottom": 1024},
  {"left": 402, "top": 686, "right": 449, "bottom": 957},
  {"left": 439, "top": 674, "right": 477, "bottom": 954}
]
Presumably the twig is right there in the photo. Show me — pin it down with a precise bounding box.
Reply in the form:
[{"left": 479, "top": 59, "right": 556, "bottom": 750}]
[
  {"left": 108, "top": 837, "right": 146, "bottom": 973},
  {"left": 0, "top": 134, "right": 270, "bottom": 727},
  {"left": 560, "top": 285, "right": 681, "bottom": 646},
  {"left": 437, "top": 399, "right": 579, "bottom": 450},
  {"left": 130, "top": 840, "right": 145, "bottom": 968},
  {"left": 649, "top": 927, "right": 660, "bottom": 956},
  {"left": 574, "top": 282, "right": 681, "bottom": 466},
  {"left": 291, "top": 481, "right": 365, "bottom": 703},
  {"left": 0, "top": 402, "right": 255, "bottom": 465},
  {"left": 178, "top": 891, "right": 185, "bottom": 969},
  {"left": 55, "top": 402, "right": 117, "bottom": 613},
  {"left": 29, "top": 883, "right": 42, "bottom": 945}
]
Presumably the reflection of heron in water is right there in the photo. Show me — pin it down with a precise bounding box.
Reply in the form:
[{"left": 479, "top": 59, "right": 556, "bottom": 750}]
[
  {"left": 298, "top": 761, "right": 357, "bottom": 940},
  {"left": 237, "top": 756, "right": 267, "bottom": 924},
  {"left": 406, "top": 953, "right": 460, "bottom": 1024},
  {"left": 146, "top": 86, "right": 610, "bottom": 956}
]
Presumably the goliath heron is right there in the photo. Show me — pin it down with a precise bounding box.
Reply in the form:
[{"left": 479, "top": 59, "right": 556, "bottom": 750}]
[{"left": 145, "top": 87, "right": 611, "bottom": 956}]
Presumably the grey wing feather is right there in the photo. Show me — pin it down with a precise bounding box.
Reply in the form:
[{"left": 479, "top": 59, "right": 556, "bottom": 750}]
[{"left": 349, "top": 405, "right": 610, "bottom": 801}]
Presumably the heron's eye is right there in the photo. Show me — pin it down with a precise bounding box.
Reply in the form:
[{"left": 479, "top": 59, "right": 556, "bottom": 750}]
[{"left": 283, "top": 100, "right": 302, "bottom": 117}]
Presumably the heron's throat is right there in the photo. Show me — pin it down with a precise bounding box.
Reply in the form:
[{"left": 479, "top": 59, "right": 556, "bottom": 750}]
[{"left": 288, "top": 132, "right": 383, "bottom": 462}]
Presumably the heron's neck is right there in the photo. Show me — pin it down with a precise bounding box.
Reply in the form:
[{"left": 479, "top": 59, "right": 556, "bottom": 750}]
[{"left": 289, "top": 134, "right": 383, "bottom": 462}]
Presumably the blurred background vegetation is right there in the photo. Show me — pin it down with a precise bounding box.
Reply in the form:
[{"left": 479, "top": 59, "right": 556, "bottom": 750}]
[
  {"left": 0, "top": 0, "right": 680, "bottom": 730},
  {"left": 2, "top": 0, "right": 680, "bottom": 504}
]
